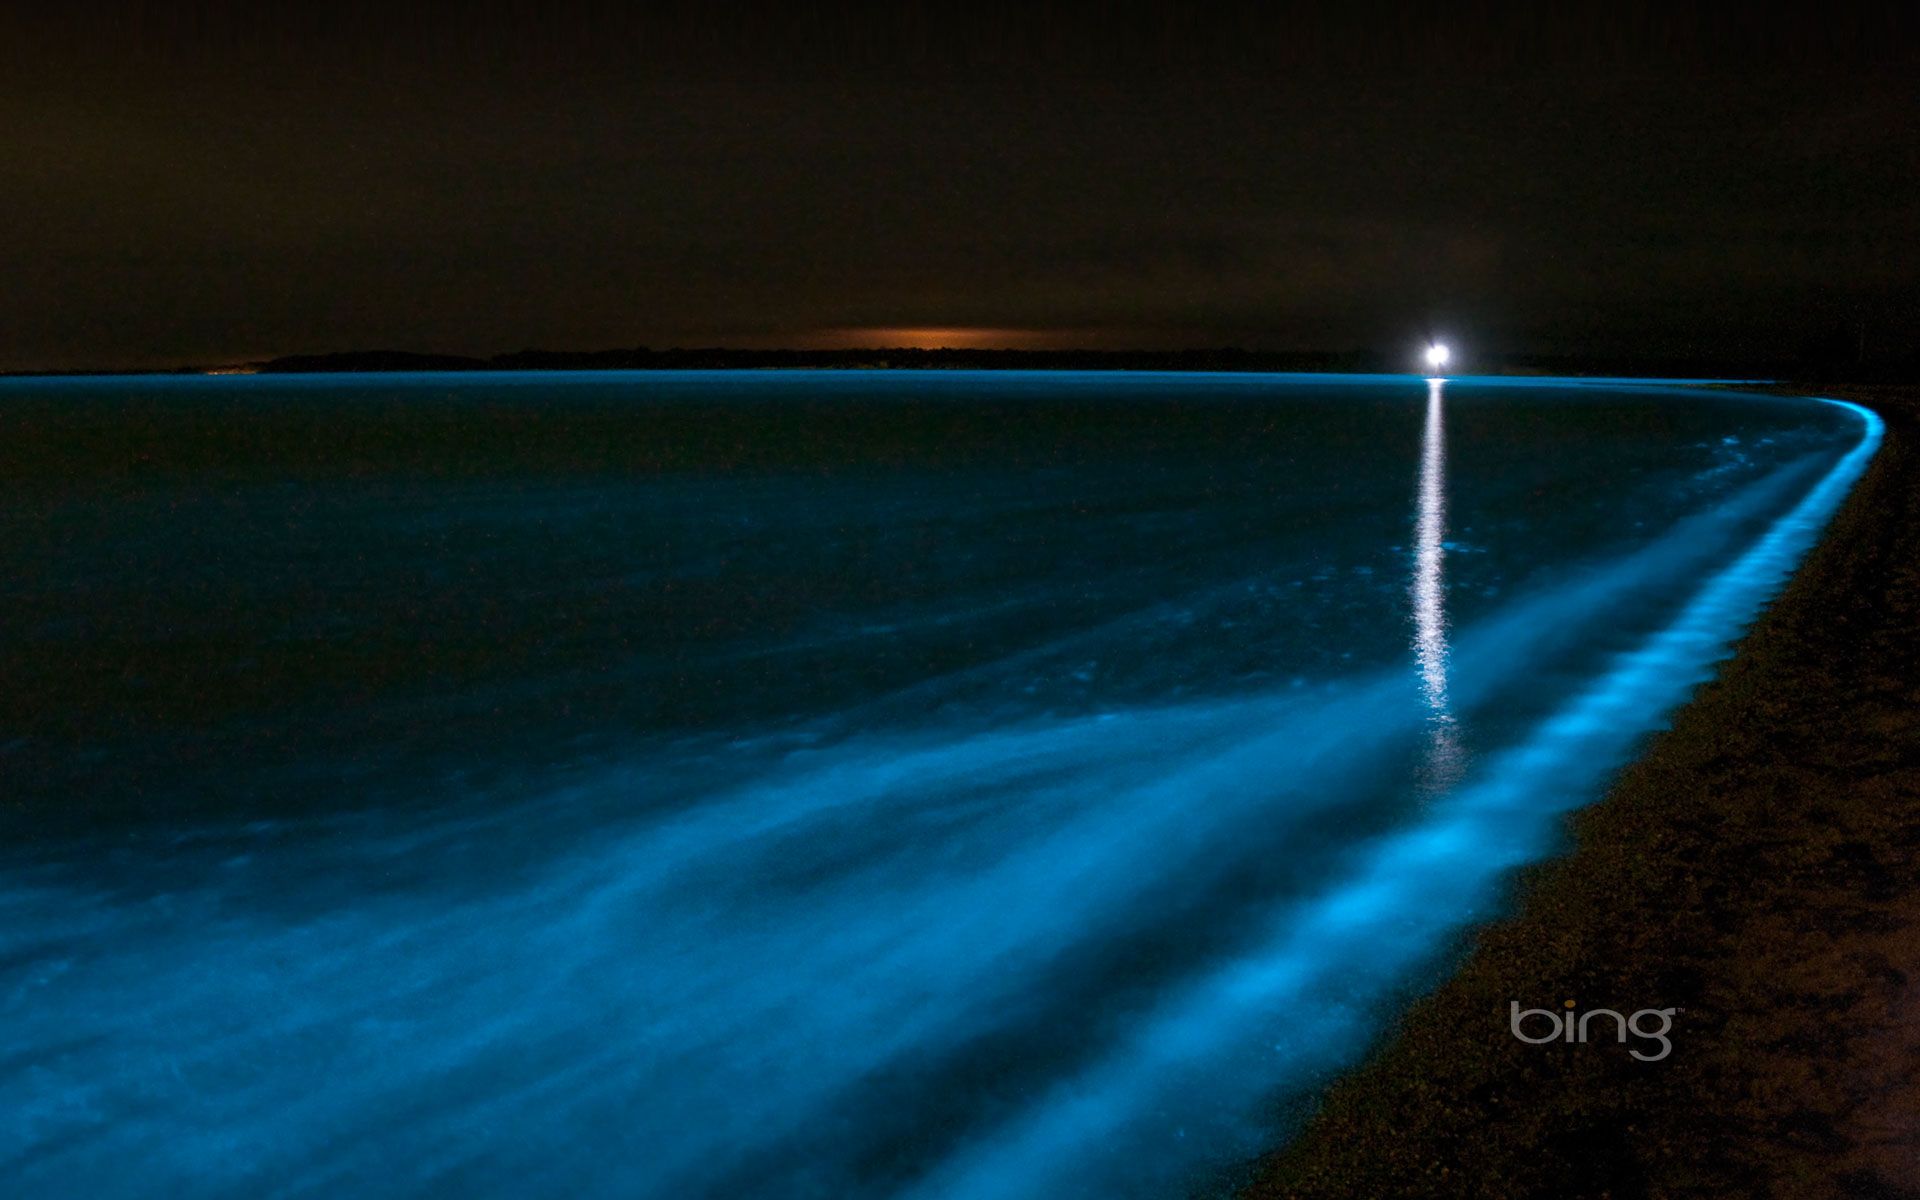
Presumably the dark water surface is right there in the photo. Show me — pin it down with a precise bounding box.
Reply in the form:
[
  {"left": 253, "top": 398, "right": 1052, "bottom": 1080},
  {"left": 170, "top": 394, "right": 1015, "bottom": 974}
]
[{"left": 0, "top": 372, "right": 1877, "bottom": 1197}]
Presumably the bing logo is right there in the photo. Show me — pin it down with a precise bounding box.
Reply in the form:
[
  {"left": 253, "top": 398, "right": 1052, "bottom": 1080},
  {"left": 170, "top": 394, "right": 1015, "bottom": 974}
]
[{"left": 1510, "top": 998, "right": 1675, "bottom": 1061}]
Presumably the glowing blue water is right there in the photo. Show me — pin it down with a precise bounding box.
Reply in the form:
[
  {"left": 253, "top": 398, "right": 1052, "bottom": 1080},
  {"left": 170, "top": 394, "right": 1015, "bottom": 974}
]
[{"left": 0, "top": 373, "right": 1875, "bottom": 1197}]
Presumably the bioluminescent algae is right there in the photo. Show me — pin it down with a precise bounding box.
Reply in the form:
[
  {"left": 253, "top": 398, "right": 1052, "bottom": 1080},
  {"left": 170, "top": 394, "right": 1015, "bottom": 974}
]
[{"left": 0, "top": 373, "right": 1875, "bottom": 1198}]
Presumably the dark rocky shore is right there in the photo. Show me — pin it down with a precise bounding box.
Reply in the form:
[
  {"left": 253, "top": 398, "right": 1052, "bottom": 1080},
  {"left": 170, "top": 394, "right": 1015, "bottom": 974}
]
[{"left": 1248, "top": 385, "right": 1920, "bottom": 1199}]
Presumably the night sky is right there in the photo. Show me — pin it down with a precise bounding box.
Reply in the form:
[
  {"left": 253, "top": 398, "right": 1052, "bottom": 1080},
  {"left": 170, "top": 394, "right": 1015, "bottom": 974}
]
[{"left": 3, "top": 7, "right": 1915, "bottom": 371}]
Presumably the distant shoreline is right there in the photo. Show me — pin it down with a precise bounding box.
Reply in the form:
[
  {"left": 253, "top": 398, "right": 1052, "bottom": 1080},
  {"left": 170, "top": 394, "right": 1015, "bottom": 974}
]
[{"left": 2, "top": 346, "right": 1864, "bottom": 381}]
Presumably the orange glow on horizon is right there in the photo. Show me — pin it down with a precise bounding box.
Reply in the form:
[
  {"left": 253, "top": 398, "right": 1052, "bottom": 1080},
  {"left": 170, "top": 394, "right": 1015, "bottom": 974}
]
[{"left": 783, "top": 327, "right": 1084, "bottom": 351}]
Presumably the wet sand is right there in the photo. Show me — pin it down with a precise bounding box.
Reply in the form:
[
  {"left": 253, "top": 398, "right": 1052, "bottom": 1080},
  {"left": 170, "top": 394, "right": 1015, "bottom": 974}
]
[{"left": 1248, "top": 385, "right": 1920, "bottom": 1199}]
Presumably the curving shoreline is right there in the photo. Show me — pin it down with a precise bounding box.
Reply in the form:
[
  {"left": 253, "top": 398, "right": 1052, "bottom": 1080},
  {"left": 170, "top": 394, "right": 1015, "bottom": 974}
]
[{"left": 1246, "top": 385, "right": 1920, "bottom": 1199}]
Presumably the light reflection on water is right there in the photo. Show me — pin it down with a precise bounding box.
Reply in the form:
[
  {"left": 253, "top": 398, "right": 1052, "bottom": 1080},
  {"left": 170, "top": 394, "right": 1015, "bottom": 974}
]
[{"left": 1412, "top": 377, "right": 1465, "bottom": 793}]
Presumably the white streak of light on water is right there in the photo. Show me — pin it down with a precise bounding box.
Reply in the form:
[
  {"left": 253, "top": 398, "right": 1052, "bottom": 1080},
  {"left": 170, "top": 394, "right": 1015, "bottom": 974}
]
[{"left": 1412, "top": 377, "right": 1465, "bottom": 790}]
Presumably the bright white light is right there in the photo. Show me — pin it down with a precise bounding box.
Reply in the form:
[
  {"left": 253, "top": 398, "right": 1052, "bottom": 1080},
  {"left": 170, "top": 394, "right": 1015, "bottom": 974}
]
[{"left": 1424, "top": 343, "right": 1451, "bottom": 370}]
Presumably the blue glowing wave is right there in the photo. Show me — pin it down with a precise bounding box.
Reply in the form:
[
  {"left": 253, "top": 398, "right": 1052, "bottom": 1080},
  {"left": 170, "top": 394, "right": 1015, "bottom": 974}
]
[
  {"left": 0, "top": 396, "right": 1880, "bottom": 1199},
  {"left": 907, "top": 397, "right": 1881, "bottom": 1199}
]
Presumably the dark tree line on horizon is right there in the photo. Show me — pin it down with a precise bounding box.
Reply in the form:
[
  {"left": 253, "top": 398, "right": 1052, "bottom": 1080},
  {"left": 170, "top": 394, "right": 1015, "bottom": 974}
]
[
  {"left": 245, "top": 342, "right": 1920, "bottom": 382},
  {"left": 10, "top": 341, "right": 1918, "bottom": 383}
]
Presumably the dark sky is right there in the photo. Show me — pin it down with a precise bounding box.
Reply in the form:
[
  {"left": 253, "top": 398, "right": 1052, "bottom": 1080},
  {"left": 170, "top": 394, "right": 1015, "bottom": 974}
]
[{"left": 3, "top": 6, "right": 1916, "bottom": 370}]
